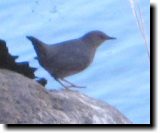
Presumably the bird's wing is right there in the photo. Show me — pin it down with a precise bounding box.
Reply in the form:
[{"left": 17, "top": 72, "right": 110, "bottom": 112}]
[{"left": 46, "top": 39, "right": 91, "bottom": 77}]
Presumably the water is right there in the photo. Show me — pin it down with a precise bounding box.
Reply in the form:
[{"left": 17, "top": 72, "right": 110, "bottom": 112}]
[{"left": 0, "top": 0, "right": 150, "bottom": 124}]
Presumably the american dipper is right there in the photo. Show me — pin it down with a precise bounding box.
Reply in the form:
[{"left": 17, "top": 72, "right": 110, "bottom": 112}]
[{"left": 26, "top": 30, "right": 116, "bottom": 89}]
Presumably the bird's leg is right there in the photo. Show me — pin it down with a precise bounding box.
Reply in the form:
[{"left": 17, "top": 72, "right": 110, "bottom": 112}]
[
  {"left": 61, "top": 78, "right": 86, "bottom": 88},
  {"left": 55, "top": 79, "right": 70, "bottom": 90},
  {"left": 52, "top": 74, "right": 70, "bottom": 89}
]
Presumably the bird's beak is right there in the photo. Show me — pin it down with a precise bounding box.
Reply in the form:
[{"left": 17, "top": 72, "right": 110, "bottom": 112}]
[{"left": 108, "top": 36, "right": 116, "bottom": 40}]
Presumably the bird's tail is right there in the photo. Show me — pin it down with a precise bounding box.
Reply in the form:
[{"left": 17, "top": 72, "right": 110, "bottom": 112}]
[
  {"left": 26, "top": 36, "right": 44, "bottom": 47},
  {"left": 26, "top": 36, "right": 47, "bottom": 58},
  {"left": 26, "top": 36, "right": 36, "bottom": 42}
]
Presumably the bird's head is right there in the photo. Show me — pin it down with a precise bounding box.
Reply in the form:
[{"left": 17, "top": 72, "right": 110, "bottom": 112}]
[{"left": 82, "top": 30, "right": 116, "bottom": 47}]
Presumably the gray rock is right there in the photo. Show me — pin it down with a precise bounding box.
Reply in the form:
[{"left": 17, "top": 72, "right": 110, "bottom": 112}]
[{"left": 0, "top": 69, "right": 131, "bottom": 124}]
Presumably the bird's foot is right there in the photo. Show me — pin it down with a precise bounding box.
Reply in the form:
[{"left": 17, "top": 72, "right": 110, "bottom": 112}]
[
  {"left": 67, "top": 84, "right": 86, "bottom": 89},
  {"left": 61, "top": 78, "right": 86, "bottom": 89},
  {"left": 56, "top": 78, "right": 86, "bottom": 90}
]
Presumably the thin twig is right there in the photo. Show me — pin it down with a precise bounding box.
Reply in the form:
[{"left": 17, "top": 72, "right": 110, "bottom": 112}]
[{"left": 129, "top": 0, "right": 150, "bottom": 62}]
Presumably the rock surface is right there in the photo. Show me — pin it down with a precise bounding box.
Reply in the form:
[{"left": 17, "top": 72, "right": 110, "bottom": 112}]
[{"left": 0, "top": 69, "right": 132, "bottom": 124}]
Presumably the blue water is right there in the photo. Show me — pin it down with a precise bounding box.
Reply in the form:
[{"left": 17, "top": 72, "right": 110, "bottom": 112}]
[{"left": 0, "top": 0, "right": 150, "bottom": 124}]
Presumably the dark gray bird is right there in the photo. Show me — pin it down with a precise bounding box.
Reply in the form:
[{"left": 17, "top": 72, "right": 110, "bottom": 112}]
[{"left": 26, "top": 30, "right": 116, "bottom": 89}]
